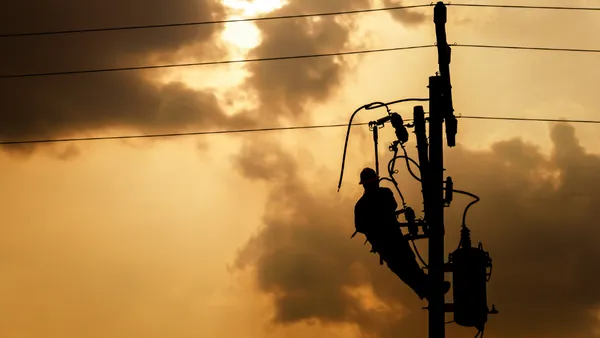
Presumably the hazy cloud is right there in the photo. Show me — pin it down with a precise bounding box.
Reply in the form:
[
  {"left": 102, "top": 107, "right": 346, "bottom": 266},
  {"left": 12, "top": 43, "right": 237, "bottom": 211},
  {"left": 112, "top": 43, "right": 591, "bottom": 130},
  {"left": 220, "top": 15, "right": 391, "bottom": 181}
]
[
  {"left": 235, "top": 123, "right": 600, "bottom": 338},
  {"left": 382, "top": 0, "right": 428, "bottom": 26}
]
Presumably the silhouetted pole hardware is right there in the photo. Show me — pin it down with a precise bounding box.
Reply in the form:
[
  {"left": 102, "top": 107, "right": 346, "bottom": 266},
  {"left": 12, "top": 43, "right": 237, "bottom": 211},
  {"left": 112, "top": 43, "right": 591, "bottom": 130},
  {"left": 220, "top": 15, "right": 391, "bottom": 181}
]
[
  {"left": 428, "top": 3, "right": 497, "bottom": 338},
  {"left": 336, "top": 3, "right": 497, "bottom": 338}
]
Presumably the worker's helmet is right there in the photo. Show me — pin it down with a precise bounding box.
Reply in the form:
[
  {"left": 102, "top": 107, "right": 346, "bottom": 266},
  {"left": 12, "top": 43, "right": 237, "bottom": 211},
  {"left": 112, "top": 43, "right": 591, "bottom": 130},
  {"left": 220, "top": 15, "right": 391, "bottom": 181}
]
[{"left": 359, "top": 167, "right": 379, "bottom": 185}]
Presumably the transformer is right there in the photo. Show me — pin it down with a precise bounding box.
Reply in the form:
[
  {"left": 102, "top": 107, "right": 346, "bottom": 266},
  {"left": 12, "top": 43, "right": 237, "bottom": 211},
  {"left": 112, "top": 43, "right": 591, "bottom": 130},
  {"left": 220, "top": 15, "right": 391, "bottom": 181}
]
[{"left": 448, "top": 226, "right": 494, "bottom": 331}]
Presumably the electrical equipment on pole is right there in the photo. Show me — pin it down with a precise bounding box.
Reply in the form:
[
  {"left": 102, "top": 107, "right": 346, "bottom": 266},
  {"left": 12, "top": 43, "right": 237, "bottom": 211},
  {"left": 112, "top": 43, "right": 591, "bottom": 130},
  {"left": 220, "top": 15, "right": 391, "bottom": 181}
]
[
  {"left": 337, "top": 4, "right": 499, "bottom": 338},
  {"left": 449, "top": 226, "right": 496, "bottom": 330}
]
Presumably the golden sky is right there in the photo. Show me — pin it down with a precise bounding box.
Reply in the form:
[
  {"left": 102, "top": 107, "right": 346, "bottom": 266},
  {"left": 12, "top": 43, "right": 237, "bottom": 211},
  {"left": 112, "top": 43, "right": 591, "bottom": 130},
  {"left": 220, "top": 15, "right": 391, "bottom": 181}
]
[{"left": 1, "top": 0, "right": 600, "bottom": 337}]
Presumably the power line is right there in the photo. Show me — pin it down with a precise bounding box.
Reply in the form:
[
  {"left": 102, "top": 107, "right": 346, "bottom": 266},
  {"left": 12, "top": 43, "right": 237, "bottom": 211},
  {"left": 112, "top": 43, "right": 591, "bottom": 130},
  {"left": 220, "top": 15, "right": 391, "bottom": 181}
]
[
  {"left": 459, "top": 115, "right": 600, "bottom": 124},
  {"left": 0, "top": 123, "right": 370, "bottom": 145},
  {"left": 449, "top": 3, "right": 600, "bottom": 11},
  {"left": 454, "top": 43, "right": 600, "bottom": 53},
  {"left": 3, "top": 2, "right": 599, "bottom": 39},
  {"left": 0, "top": 45, "right": 434, "bottom": 79},
  {"left": 2, "top": 115, "right": 599, "bottom": 146},
  {"left": 0, "top": 4, "right": 431, "bottom": 38},
  {"left": 3, "top": 41, "right": 600, "bottom": 79},
  {"left": 3, "top": 2, "right": 598, "bottom": 39}
]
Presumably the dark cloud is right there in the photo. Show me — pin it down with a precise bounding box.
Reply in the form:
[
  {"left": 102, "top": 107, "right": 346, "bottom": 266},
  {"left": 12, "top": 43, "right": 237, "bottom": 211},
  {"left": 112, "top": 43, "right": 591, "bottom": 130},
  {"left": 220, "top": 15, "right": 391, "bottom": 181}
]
[
  {"left": 234, "top": 124, "right": 600, "bottom": 338},
  {"left": 0, "top": 0, "right": 255, "bottom": 155},
  {"left": 241, "top": 0, "right": 371, "bottom": 122}
]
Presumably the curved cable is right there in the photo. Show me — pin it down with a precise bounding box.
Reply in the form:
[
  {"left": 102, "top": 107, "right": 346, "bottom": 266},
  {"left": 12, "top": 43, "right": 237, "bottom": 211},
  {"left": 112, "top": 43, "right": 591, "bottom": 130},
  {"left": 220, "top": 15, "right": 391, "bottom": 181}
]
[
  {"left": 379, "top": 177, "right": 406, "bottom": 206},
  {"left": 337, "top": 101, "right": 389, "bottom": 192},
  {"left": 453, "top": 189, "right": 481, "bottom": 251},
  {"left": 337, "top": 104, "right": 368, "bottom": 192},
  {"left": 338, "top": 98, "right": 425, "bottom": 192},
  {"left": 364, "top": 98, "right": 428, "bottom": 110},
  {"left": 385, "top": 149, "right": 429, "bottom": 268},
  {"left": 412, "top": 240, "right": 428, "bottom": 268},
  {"left": 452, "top": 189, "right": 480, "bottom": 227},
  {"left": 388, "top": 155, "right": 421, "bottom": 181},
  {"left": 401, "top": 144, "right": 422, "bottom": 181}
]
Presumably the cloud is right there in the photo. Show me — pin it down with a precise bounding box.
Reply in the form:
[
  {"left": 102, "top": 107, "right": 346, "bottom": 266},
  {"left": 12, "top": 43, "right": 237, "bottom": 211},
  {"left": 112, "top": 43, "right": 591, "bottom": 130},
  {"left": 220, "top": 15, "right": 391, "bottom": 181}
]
[
  {"left": 0, "top": 0, "right": 255, "bottom": 155},
  {"left": 234, "top": 123, "right": 600, "bottom": 338},
  {"left": 382, "top": 0, "right": 428, "bottom": 26},
  {"left": 241, "top": 0, "right": 372, "bottom": 122}
]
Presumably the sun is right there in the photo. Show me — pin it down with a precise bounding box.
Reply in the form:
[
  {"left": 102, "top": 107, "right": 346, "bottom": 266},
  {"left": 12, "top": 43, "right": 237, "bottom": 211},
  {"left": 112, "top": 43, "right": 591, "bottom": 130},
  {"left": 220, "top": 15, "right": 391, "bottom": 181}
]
[
  {"left": 221, "top": 0, "right": 288, "bottom": 49},
  {"left": 153, "top": 0, "right": 287, "bottom": 100}
]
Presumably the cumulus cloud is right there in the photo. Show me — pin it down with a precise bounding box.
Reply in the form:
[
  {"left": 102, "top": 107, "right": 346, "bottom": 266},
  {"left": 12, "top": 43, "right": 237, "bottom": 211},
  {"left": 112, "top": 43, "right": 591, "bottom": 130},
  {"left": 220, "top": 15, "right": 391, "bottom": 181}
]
[
  {"left": 234, "top": 123, "right": 600, "bottom": 338},
  {"left": 239, "top": 0, "right": 428, "bottom": 123},
  {"left": 240, "top": 0, "right": 372, "bottom": 122},
  {"left": 0, "top": 0, "right": 255, "bottom": 155}
]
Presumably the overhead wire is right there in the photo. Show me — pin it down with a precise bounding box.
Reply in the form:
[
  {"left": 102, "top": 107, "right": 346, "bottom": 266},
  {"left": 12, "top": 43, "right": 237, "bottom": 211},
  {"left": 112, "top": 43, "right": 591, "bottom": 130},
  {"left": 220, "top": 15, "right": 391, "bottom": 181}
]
[
  {"left": 2, "top": 2, "right": 599, "bottom": 38},
  {"left": 459, "top": 115, "right": 600, "bottom": 124},
  {"left": 453, "top": 43, "right": 600, "bottom": 54},
  {"left": 0, "top": 122, "right": 370, "bottom": 146},
  {"left": 2, "top": 114, "right": 600, "bottom": 146},
  {"left": 0, "top": 45, "right": 435, "bottom": 79},
  {"left": 449, "top": 3, "right": 600, "bottom": 11},
  {"left": 0, "top": 4, "right": 432, "bottom": 38},
  {"left": 2, "top": 41, "right": 599, "bottom": 79}
]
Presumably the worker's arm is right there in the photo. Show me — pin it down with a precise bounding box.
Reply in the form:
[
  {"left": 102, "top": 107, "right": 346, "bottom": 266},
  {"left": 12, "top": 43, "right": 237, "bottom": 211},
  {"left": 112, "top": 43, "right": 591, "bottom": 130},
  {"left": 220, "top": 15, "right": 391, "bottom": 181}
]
[
  {"left": 381, "top": 187, "right": 398, "bottom": 212},
  {"left": 354, "top": 202, "right": 368, "bottom": 234}
]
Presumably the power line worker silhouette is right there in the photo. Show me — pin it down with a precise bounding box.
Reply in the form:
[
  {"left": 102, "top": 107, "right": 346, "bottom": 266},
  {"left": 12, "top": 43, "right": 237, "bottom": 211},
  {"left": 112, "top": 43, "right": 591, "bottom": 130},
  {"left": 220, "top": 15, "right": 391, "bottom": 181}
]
[{"left": 354, "top": 167, "right": 451, "bottom": 301}]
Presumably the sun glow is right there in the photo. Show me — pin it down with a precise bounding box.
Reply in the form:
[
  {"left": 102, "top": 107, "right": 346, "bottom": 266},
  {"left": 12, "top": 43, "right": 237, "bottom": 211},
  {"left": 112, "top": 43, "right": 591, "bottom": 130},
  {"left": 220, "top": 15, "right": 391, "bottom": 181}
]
[
  {"left": 223, "top": 0, "right": 287, "bottom": 16},
  {"left": 153, "top": 0, "right": 286, "bottom": 111},
  {"left": 221, "top": 0, "right": 287, "bottom": 49}
]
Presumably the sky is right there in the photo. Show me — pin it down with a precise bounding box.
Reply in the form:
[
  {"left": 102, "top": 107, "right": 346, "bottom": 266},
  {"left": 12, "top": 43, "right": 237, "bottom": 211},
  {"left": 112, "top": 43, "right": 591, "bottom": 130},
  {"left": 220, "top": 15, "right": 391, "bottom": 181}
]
[{"left": 1, "top": 0, "right": 600, "bottom": 337}]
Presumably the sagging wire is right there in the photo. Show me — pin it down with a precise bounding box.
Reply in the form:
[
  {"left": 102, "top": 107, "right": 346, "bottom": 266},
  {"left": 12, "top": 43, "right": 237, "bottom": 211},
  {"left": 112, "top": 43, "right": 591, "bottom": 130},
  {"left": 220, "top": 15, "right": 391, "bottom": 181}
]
[{"left": 337, "top": 98, "right": 427, "bottom": 192}]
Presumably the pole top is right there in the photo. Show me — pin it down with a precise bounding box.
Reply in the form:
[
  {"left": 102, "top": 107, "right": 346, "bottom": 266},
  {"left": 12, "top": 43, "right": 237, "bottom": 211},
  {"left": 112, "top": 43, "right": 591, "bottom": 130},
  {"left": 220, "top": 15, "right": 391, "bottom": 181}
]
[{"left": 434, "top": 2, "right": 447, "bottom": 24}]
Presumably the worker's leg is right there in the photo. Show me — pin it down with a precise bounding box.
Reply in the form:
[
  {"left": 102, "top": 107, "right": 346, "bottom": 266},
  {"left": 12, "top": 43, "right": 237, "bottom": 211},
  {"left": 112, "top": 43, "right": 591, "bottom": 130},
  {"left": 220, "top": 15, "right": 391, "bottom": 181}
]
[
  {"left": 372, "top": 232, "right": 428, "bottom": 297},
  {"left": 383, "top": 237, "right": 431, "bottom": 298}
]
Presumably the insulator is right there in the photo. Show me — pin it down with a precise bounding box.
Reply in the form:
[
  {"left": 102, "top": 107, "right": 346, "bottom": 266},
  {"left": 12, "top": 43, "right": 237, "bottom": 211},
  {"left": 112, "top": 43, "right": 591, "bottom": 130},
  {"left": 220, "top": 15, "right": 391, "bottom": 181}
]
[
  {"left": 404, "top": 207, "right": 418, "bottom": 236},
  {"left": 444, "top": 176, "right": 453, "bottom": 204},
  {"left": 390, "top": 113, "right": 409, "bottom": 143},
  {"left": 445, "top": 115, "right": 457, "bottom": 147}
]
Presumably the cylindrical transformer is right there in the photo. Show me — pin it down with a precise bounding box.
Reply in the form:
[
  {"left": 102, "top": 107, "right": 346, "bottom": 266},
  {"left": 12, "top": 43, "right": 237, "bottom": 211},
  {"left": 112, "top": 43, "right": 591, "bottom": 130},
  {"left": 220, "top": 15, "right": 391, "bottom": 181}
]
[{"left": 451, "top": 244, "right": 489, "bottom": 328}]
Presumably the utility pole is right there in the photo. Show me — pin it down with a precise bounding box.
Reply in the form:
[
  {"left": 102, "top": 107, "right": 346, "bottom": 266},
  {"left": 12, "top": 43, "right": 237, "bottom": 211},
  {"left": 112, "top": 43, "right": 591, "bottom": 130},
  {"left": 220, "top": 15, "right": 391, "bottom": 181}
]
[
  {"left": 427, "top": 3, "right": 456, "bottom": 338},
  {"left": 427, "top": 74, "right": 445, "bottom": 338}
]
